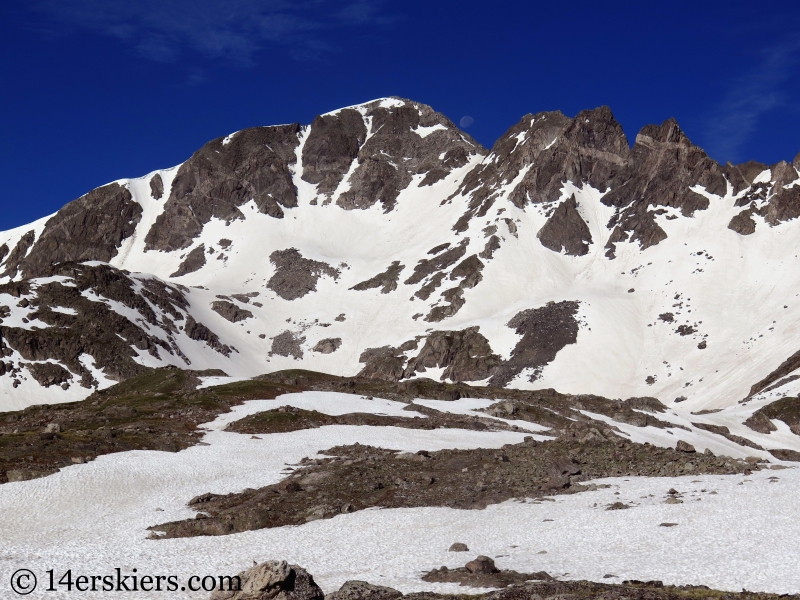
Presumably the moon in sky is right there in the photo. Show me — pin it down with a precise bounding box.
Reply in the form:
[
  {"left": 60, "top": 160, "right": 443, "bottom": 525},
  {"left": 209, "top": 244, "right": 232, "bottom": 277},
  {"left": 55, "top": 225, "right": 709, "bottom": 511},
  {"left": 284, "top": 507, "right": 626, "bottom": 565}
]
[{"left": 459, "top": 116, "right": 474, "bottom": 128}]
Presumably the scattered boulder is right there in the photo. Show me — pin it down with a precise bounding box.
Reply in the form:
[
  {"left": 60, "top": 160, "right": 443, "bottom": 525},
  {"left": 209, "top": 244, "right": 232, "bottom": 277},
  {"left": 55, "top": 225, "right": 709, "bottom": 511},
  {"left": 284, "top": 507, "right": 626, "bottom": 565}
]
[
  {"left": 449, "top": 542, "right": 469, "bottom": 552},
  {"left": 465, "top": 556, "right": 499, "bottom": 574},
  {"left": 210, "top": 560, "right": 323, "bottom": 600},
  {"left": 675, "top": 440, "right": 695, "bottom": 453},
  {"left": 312, "top": 338, "right": 342, "bottom": 354},
  {"left": 326, "top": 581, "right": 402, "bottom": 600}
]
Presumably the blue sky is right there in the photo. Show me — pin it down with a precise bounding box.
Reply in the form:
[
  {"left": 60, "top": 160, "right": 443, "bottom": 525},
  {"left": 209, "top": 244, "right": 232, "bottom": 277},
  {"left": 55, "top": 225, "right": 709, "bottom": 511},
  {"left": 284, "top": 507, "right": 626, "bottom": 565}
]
[{"left": 1, "top": 0, "right": 799, "bottom": 230}]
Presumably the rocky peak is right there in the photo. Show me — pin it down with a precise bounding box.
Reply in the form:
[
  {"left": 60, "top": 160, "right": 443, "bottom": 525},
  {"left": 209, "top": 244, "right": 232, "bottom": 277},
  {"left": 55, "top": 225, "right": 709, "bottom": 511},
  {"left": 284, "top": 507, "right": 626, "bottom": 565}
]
[
  {"left": 507, "top": 106, "right": 630, "bottom": 208},
  {"left": 558, "top": 106, "right": 630, "bottom": 157},
  {"left": 144, "top": 123, "right": 302, "bottom": 253},
  {"left": 602, "top": 117, "right": 726, "bottom": 257},
  {"left": 331, "top": 98, "right": 486, "bottom": 212}
]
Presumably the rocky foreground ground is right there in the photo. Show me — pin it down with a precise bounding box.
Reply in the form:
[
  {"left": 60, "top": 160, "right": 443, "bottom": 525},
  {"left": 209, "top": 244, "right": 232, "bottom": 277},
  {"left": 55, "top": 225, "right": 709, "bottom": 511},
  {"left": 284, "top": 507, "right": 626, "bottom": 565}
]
[
  {"left": 150, "top": 433, "right": 759, "bottom": 538},
  {"left": 208, "top": 558, "right": 798, "bottom": 600}
]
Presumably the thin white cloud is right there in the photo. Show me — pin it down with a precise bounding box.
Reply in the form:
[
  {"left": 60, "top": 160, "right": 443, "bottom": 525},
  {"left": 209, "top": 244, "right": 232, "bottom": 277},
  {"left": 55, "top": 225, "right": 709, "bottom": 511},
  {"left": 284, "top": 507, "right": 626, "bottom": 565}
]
[
  {"left": 704, "top": 39, "right": 800, "bottom": 163},
  {"left": 24, "top": 0, "right": 389, "bottom": 64}
]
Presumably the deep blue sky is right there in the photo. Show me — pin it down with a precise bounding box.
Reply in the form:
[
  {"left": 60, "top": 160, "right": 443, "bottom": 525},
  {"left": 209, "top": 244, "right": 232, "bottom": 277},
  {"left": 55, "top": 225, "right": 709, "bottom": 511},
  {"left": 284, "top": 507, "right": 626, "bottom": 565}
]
[{"left": 2, "top": 0, "right": 800, "bottom": 231}]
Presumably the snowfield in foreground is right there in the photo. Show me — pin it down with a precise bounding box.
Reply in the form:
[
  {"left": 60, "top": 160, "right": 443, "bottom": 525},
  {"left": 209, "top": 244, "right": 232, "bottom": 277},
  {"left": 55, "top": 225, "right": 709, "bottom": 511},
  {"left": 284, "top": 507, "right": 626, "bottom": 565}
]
[{"left": 0, "top": 391, "right": 798, "bottom": 599}]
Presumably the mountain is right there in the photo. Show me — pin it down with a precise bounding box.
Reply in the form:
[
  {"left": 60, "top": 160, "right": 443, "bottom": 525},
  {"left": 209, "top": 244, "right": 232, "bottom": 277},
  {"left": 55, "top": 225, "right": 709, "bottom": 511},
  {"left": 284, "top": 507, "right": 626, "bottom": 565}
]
[{"left": 1, "top": 96, "right": 800, "bottom": 415}]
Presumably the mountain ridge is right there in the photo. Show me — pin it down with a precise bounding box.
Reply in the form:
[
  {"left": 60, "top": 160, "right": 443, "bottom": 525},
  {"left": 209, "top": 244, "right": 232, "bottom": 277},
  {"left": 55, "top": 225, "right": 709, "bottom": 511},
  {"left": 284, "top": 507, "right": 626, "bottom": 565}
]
[{"left": 1, "top": 96, "right": 800, "bottom": 416}]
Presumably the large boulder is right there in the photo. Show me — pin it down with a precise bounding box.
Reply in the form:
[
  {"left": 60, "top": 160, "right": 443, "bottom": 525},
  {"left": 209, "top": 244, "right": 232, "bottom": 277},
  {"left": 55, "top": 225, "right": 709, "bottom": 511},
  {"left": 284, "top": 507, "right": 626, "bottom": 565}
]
[{"left": 210, "top": 560, "right": 324, "bottom": 600}]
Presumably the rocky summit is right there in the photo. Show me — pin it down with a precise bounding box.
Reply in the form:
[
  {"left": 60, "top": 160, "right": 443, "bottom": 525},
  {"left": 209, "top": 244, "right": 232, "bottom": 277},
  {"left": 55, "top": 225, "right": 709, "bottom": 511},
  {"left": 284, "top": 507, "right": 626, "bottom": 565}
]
[{"left": 1, "top": 97, "right": 800, "bottom": 415}]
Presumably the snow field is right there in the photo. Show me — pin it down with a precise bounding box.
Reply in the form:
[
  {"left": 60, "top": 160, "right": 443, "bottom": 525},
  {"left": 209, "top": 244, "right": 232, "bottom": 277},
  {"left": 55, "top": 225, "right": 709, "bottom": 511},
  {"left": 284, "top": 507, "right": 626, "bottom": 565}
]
[{"left": 1, "top": 391, "right": 799, "bottom": 598}]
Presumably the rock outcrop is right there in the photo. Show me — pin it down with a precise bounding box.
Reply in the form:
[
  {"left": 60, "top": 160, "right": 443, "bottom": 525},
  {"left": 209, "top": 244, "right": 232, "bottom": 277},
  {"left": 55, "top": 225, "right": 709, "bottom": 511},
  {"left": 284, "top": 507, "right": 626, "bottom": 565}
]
[{"left": 210, "top": 560, "right": 324, "bottom": 600}]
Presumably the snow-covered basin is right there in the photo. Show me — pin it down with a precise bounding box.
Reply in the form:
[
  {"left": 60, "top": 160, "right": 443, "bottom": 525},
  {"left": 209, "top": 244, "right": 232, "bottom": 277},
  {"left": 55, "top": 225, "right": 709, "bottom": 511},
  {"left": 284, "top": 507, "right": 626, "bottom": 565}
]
[{"left": 0, "top": 391, "right": 797, "bottom": 598}]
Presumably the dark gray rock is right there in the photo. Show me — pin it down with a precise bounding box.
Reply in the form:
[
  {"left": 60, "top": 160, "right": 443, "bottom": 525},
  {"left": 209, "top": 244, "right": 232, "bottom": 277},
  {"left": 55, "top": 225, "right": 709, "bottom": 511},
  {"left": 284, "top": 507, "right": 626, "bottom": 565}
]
[
  {"left": 723, "top": 160, "right": 768, "bottom": 194},
  {"left": 312, "top": 338, "right": 341, "bottom": 354},
  {"left": 150, "top": 173, "right": 164, "bottom": 199},
  {"left": 20, "top": 183, "right": 142, "bottom": 278},
  {"left": 145, "top": 124, "right": 301, "bottom": 252},
  {"left": 744, "top": 411, "right": 778, "bottom": 434},
  {"left": 1, "top": 231, "right": 36, "bottom": 279},
  {"left": 405, "top": 327, "right": 500, "bottom": 382},
  {"left": 728, "top": 209, "right": 757, "bottom": 235},
  {"left": 451, "top": 110, "right": 573, "bottom": 232},
  {"left": 0, "top": 263, "right": 189, "bottom": 388},
  {"left": 490, "top": 301, "right": 580, "bottom": 386},
  {"left": 267, "top": 249, "right": 340, "bottom": 301},
  {"left": 404, "top": 239, "right": 469, "bottom": 285},
  {"left": 357, "top": 346, "right": 407, "bottom": 381},
  {"left": 185, "top": 315, "right": 232, "bottom": 357},
  {"left": 465, "top": 556, "right": 499, "bottom": 574},
  {"left": 746, "top": 349, "right": 800, "bottom": 398},
  {"left": 171, "top": 244, "right": 207, "bottom": 277},
  {"left": 603, "top": 119, "right": 725, "bottom": 258},
  {"left": 537, "top": 195, "right": 593, "bottom": 256},
  {"left": 25, "top": 362, "right": 72, "bottom": 388},
  {"left": 350, "top": 262, "right": 404, "bottom": 294},
  {"left": 425, "top": 287, "right": 465, "bottom": 322},
  {"left": 769, "top": 448, "right": 800, "bottom": 462},
  {"left": 336, "top": 99, "right": 485, "bottom": 213},
  {"left": 675, "top": 440, "right": 695, "bottom": 453},
  {"left": 449, "top": 255, "right": 484, "bottom": 288},
  {"left": 301, "top": 109, "right": 367, "bottom": 196},
  {"left": 449, "top": 542, "right": 469, "bottom": 552},
  {"left": 211, "top": 300, "right": 253, "bottom": 323},
  {"left": 479, "top": 235, "right": 501, "bottom": 260}
]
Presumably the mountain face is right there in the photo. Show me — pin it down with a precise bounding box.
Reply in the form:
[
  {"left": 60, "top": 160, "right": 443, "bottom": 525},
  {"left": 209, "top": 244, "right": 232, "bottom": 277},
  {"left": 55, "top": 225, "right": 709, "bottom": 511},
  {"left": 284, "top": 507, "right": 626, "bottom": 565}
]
[{"left": 1, "top": 96, "right": 800, "bottom": 413}]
